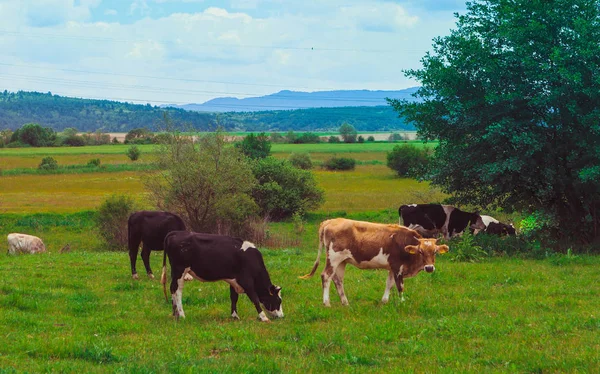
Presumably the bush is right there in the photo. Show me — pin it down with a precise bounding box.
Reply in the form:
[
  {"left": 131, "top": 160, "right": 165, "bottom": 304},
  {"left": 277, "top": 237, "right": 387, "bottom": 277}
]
[
  {"left": 357, "top": 135, "right": 365, "bottom": 143},
  {"left": 323, "top": 156, "right": 356, "bottom": 171},
  {"left": 95, "top": 194, "right": 137, "bottom": 250},
  {"left": 448, "top": 230, "right": 488, "bottom": 263},
  {"left": 11, "top": 123, "right": 56, "bottom": 147},
  {"left": 87, "top": 158, "right": 101, "bottom": 167},
  {"left": 388, "top": 133, "right": 405, "bottom": 142},
  {"left": 38, "top": 157, "right": 58, "bottom": 170},
  {"left": 288, "top": 152, "right": 313, "bottom": 170},
  {"left": 126, "top": 146, "right": 141, "bottom": 161},
  {"left": 367, "top": 136, "right": 375, "bottom": 142},
  {"left": 294, "top": 132, "right": 321, "bottom": 144},
  {"left": 63, "top": 135, "right": 86, "bottom": 147},
  {"left": 386, "top": 144, "right": 430, "bottom": 177},
  {"left": 235, "top": 133, "right": 271, "bottom": 159},
  {"left": 252, "top": 157, "right": 324, "bottom": 220},
  {"left": 328, "top": 136, "right": 341, "bottom": 143}
]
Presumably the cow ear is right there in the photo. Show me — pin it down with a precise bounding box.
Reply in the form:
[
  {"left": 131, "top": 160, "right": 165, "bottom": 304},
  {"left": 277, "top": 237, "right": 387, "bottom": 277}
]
[
  {"left": 269, "top": 285, "right": 280, "bottom": 296},
  {"left": 405, "top": 245, "right": 418, "bottom": 254},
  {"left": 437, "top": 245, "right": 449, "bottom": 254}
]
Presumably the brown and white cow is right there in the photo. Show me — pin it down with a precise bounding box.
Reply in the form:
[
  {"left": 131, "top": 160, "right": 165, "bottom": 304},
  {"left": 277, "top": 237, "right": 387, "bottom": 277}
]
[
  {"left": 300, "top": 218, "right": 449, "bottom": 306},
  {"left": 7, "top": 233, "right": 46, "bottom": 254}
]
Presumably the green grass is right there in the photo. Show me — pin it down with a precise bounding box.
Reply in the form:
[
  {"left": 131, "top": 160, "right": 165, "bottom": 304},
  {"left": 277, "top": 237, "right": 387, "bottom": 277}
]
[
  {"left": 0, "top": 144, "right": 158, "bottom": 156},
  {"left": 0, "top": 244, "right": 598, "bottom": 372},
  {"left": 1, "top": 163, "right": 158, "bottom": 176}
]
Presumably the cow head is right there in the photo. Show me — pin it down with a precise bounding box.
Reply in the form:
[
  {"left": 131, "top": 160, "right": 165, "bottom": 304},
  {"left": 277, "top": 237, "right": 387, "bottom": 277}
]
[
  {"left": 260, "top": 285, "right": 283, "bottom": 318},
  {"left": 405, "top": 238, "right": 449, "bottom": 273},
  {"left": 503, "top": 223, "right": 517, "bottom": 236}
]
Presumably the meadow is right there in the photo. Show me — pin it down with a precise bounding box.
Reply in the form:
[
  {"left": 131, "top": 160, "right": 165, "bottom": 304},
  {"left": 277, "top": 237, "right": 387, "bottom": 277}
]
[{"left": 0, "top": 142, "right": 598, "bottom": 373}]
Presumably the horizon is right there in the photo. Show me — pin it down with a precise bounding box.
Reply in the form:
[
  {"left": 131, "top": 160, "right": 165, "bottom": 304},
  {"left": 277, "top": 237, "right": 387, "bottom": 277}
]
[{"left": 0, "top": 1, "right": 466, "bottom": 106}]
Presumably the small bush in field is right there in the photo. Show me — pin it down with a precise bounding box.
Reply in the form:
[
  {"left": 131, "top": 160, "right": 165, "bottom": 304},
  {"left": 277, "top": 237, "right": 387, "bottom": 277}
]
[
  {"left": 126, "top": 146, "right": 141, "bottom": 161},
  {"left": 288, "top": 152, "right": 313, "bottom": 170},
  {"left": 38, "top": 157, "right": 58, "bottom": 170},
  {"left": 449, "top": 230, "right": 488, "bottom": 263},
  {"left": 87, "top": 158, "right": 101, "bottom": 167},
  {"left": 367, "top": 136, "right": 375, "bottom": 142},
  {"left": 323, "top": 156, "right": 356, "bottom": 171},
  {"left": 96, "top": 194, "right": 137, "bottom": 250}
]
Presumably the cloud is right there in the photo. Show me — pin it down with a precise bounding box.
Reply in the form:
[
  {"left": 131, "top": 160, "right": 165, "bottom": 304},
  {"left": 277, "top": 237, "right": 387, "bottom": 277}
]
[
  {"left": 17, "top": 0, "right": 100, "bottom": 27},
  {"left": 104, "top": 9, "right": 118, "bottom": 16}
]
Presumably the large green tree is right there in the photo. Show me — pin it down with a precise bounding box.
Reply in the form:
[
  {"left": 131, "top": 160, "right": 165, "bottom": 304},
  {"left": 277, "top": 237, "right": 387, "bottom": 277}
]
[{"left": 388, "top": 0, "right": 600, "bottom": 243}]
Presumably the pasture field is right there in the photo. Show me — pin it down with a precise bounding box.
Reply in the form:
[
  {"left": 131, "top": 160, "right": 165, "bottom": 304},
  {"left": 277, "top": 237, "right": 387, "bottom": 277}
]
[
  {"left": 0, "top": 244, "right": 599, "bottom": 373},
  {"left": 1, "top": 143, "right": 597, "bottom": 372}
]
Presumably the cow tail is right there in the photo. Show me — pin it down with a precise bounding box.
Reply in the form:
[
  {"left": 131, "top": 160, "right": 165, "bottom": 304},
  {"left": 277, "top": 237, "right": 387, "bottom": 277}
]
[
  {"left": 160, "top": 235, "right": 170, "bottom": 303},
  {"left": 299, "top": 221, "right": 326, "bottom": 279}
]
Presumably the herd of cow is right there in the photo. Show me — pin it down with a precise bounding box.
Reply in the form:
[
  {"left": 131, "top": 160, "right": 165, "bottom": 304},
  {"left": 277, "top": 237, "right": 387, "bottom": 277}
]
[{"left": 6, "top": 205, "right": 515, "bottom": 322}]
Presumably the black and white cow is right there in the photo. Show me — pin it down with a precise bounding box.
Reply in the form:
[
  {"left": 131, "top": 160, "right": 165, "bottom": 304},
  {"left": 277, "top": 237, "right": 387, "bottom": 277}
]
[
  {"left": 161, "top": 231, "right": 283, "bottom": 322},
  {"left": 399, "top": 204, "right": 485, "bottom": 239},
  {"left": 478, "top": 215, "right": 517, "bottom": 236},
  {"left": 128, "top": 211, "right": 186, "bottom": 279}
]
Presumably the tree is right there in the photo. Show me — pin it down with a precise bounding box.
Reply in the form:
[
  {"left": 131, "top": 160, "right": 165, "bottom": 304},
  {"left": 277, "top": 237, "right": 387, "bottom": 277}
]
[
  {"left": 143, "top": 130, "right": 258, "bottom": 235},
  {"left": 235, "top": 132, "right": 271, "bottom": 159},
  {"left": 11, "top": 123, "right": 56, "bottom": 147},
  {"left": 388, "top": 0, "right": 600, "bottom": 244},
  {"left": 338, "top": 123, "right": 357, "bottom": 143},
  {"left": 126, "top": 146, "right": 141, "bottom": 161},
  {"left": 251, "top": 157, "right": 324, "bottom": 220},
  {"left": 125, "top": 128, "right": 154, "bottom": 144},
  {"left": 386, "top": 144, "right": 430, "bottom": 178}
]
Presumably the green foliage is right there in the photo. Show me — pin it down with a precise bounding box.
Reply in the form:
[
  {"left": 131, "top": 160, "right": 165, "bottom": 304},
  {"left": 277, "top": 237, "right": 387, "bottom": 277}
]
[
  {"left": 357, "top": 135, "right": 365, "bottom": 143},
  {"left": 288, "top": 152, "right": 313, "bottom": 170},
  {"left": 367, "top": 135, "right": 375, "bottom": 142},
  {"left": 125, "top": 128, "right": 154, "bottom": 144},
  {"left": 294, "top": 132, "right": 322, "bottom": 144},
  {"left": 144, "top": 130, "right": 258, "bottom": 234},
  {"left": 269, "top": 132, "right": 285, "bottom": 143},
  {"left": 339, "top": 123, "right": 357, "bottom": 143},
  {"left": 386, "top": 144, "right": 430, "bottom": 178},
  {"left": 87, "top": 159, "right": 101, "bottom": 167},
  {"left": 235, "top": 132, "right": 271, "bottom": 159},
  {"left": 251, "top": 157, "right": 324, "bottom": 220},
  {"left": 62, "top": 135, "right": 86, "bottom": 147},
  {"left": 95, "top": 194, "right": 137, "bottom": 250},
  {"left": 328, "top": 135, "right": 341, "bottom": 143},
  {"left": 11, "top": 123, "right": 56, "bottom": 147},
  {"left": 38, "top": 156, "right": 58, "bottom": 170},
  {"left": 388, "top": 133, "right": 405, "bottom": 142},
  {"left": 389, "top": 0, "right": 600, "bottom": 245},
  {"left": 0, "top": 128, "right": 12, "bottom": 147},
  {"left": 61, "top": 127, "right": 78, "bottom": 137},
  {"left": 448, "top": 230, "right": 488, "bottom": 263},
  {"left": 126, "top": 146, "right": 141, "bottom": 161},
  {"left": 323, "top": 156, "right": 356, "bottom": 171}
]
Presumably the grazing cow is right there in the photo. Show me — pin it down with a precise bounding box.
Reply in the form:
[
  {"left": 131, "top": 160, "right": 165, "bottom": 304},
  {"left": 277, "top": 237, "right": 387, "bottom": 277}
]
[
  {"left": 478, "top": 215, "right": 516, "bottom": 236},
  {"left": 300, "top": 218, "right": 449, "bottom": 306},
  {"left": 128, "top": 211, "right": 186, "bottom": 279},
  {"left": 7, "top": 233, "right": 46, "bottom": 254},
  {"left": 399, "top": 204, "right": 485, "bottom": 239},
  {"left": 161, "top": 231, "right": 283, "bottom": 322}
]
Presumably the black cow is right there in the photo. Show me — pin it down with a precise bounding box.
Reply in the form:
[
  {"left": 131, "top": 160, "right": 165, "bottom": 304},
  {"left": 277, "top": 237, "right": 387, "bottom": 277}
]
[
  {"left": 128, "top": 211, "right": 186, "bottom": 279},
  {"left": 160, "top": 231, "right": 283, "bottom": 322},
  {"left": 399, "top": 204, "right": 485, "bottom": 239},
  {"left": 479, "top": 215, "right": 516, "bottom": 236}
]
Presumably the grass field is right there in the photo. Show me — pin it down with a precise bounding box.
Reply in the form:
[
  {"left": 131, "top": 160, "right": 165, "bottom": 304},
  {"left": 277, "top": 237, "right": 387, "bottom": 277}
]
[{"left": 0, "top": 143, "right": 597, "bottom": 373}]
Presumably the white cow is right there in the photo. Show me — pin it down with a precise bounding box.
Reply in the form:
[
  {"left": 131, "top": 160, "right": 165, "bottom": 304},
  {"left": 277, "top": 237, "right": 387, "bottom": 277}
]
[{"left": 7, "top": 233, "right": 46, "bottom": 254}]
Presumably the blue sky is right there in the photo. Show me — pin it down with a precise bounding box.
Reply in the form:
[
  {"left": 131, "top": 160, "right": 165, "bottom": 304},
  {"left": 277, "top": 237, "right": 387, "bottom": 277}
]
[{"left": 0, "top": 0, "right": 467, "bottom": 105}]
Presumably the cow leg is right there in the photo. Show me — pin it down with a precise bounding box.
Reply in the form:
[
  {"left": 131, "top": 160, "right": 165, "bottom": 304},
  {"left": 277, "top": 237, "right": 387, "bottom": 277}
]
[
  {"left": 141, "top": 244, "right": 154, "bottom": 279},
  {"left": 393, "top": 269, "right": 406, "bottom": 302},
  {"left": 381, "top": 271, "right": 395, "bottom": 304},
  {"left": 230, "top": 286, "right": 240, "bottom": 320},
  {"left": 129, "top": 245, "right": 140, "bottom": 280},
  {"left": 170, "top": 267, "right": 187, "bottom": 319},
  {"left": 320, "top": 260, "right": 335, "bottom": 307},
  {"left": 332, "top": 263, "right": 349, "bottom": 306},
  {"left": 245, "top": 285, "right": 270, "bottom": 323}
]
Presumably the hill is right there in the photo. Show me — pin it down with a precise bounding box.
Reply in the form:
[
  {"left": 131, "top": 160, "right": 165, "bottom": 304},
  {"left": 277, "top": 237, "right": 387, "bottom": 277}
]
[
  {"left": 168, "top": 88, "right": 419, "bottom": 112},
  {"left": 0, "top": 90, "right": 415, "bottom": 133}
]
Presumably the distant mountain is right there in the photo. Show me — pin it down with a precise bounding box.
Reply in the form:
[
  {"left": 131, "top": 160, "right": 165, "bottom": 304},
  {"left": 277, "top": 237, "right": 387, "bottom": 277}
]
[
  {"left": 0, "top": 90, "right": 416, "bottom": 133},
  {"left": 166, "top": 88, "right": 420, "bottom": 112}
]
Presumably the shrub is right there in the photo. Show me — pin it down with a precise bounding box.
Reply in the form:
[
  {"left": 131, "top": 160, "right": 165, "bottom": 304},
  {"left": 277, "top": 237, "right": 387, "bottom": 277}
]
[
  {"left": 87, "top": 158, "right": 101, "bottom": 167},
  {"left": 367, "top": 136, "right": 375, "bottom": 142},
  {"left": 288, "top": 152, "right": 313, "bottom": 170},
  {"left": 386, "top": 144, "right": 430, "bottom": 178},
  {"left": 294, "top": 132, "right": 321, "bottom": 144},
  {"left": 126, "top": 146, "right": 141, "bottom": 161},
  {"left": 357, "top": 135, "right": 365, "bottom": 143},
  {"left": 153, "top": 133, "right": 174, "bottom": 144},
  {"left": 63, "top": 135, "right": 86, "bottom": 147},
  {"left": 328, "top": 136, "right": 341, "bottom": 143},
  {"left": 95, "top": 194, "right": 137, "bottom": 250},
  {"left": 339, "top": 123, "right": 357, "bottom": 143},
  {"left": 11, "top": 123, "right": 56, "bottom": 147},
  {"left": 448, "top": 230, "right": 488, "bottom": 263},
  {"left": 388, "top": 133, "right": 405, "bottom": 142},
  {"left": 252, "top": 157, "right": 324, "bottom": 220},
  {"left": 112, "top": 137, "right": 120, "bottom": 144},
  {"left": 269, "top": 132, "right": 285, "bottom": 143},
  {"left": 38, "top": 157, "right": 58, "bottom": 170},
  {"left": 235, "top": 133, "right": 271, "bottom": 159},
  {"left": 323, "top": 156, "right": 356, "bottom": 171}
]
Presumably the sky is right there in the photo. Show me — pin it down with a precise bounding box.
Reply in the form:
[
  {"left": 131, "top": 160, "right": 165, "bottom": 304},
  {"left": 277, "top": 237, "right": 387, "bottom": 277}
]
[{"left": 0, "top": 0, "right": 467, "bottom": 106}]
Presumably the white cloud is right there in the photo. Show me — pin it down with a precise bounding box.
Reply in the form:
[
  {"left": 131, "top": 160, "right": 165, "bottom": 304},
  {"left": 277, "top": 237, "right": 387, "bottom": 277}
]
[{"left": 104, "top": 9, "right": 118, "bottom": 16}]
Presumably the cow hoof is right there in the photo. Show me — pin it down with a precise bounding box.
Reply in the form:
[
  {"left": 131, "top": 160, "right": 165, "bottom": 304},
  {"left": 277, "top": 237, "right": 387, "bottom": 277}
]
[
  {"left": 132, "top": 274, "right": 139, "bottom": 280},
  {"left": 323, "top": 302, "right": 331, "bottom": 307},
  {"left": 183, "top": 273, "right": 193, "bottom": 281},
  {"left": 148, "top": 273, "right": 155, "bottom": 279},
  {"left": 231, "top": 311, "right": 240, "bottom": 320},
  {"left": 381, "top": 298, "right": 389, "bottom": 304}
]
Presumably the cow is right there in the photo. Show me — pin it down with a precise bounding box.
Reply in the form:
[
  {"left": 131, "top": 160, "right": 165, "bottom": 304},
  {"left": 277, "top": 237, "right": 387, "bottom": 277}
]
[
  {"left": 128, "top": 211, "right": 186, "bottom": 279},
  {"left": 161, "top": 231, "right": 283, "bottom": 322},
  {"left": 478, "top": 215, "right": 516, "bottom": 236},
  {"left": 7, "top": 233, "right": 46, "bottom": 254},
  {"left": 300, "top": 218, "right": 449, "bottom": 306},
  {"left": 399, "top": 204, "right": 485, "bottom": 239}
]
